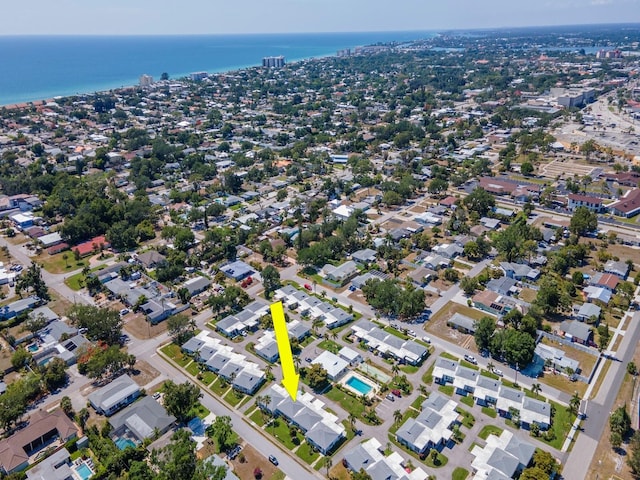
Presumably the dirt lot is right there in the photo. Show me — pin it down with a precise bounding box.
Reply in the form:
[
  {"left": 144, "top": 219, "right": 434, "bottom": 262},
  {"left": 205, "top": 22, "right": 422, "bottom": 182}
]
[
  {"left": 130, "top": 359, "right": 161, "bottom": 388},
  {"left": 124, "top": 314, "right": 169, "bottom": 339},
  {"left": 425, "top": 301, "right": 487, "bottom": 351},
  {"left": 587, "top": 343, "right": 640, "bottom": 480},
  {"left": 228, "top": 443, "right": 281, "bottom": 480}
]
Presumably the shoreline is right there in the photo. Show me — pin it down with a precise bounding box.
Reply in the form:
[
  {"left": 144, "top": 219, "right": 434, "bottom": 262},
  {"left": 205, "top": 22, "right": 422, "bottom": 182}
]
[{"left": 0, "top": 33, "right": 433, "bottom": 108}]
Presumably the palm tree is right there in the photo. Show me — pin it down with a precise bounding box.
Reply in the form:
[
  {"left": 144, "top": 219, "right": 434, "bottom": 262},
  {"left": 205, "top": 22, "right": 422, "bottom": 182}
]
[
  {"left": 324, "top": 457, "right": 332, "bottom": 477},
  {"left": 312, "top": 318, "right": 324, "bottom": 335},
  {"left": 348, "top": 412, "right": 357, "bottom": 431},
  {"left": 330, "top": 330, "right": 338, "bottom": 341},
  {"left": 391, "top": 363, "right": 400, "bottom": 376},
  {"left": 487, "top": 362, "right": 495, "bottom": 373},
  {"left": 531, "top": 383, "right": 542, "bottom": 397},
  {"left": 569, "top": 392, "right": 581, "bottom": 416},
  {"left": 294, "top": 355, "right": 301, "bottom": 370},
  {"left": 393, "top": 409, "right": 403, "bottom": 424},
  {"left": 264, "top": 364, "right": 273, "bottom": 379}
]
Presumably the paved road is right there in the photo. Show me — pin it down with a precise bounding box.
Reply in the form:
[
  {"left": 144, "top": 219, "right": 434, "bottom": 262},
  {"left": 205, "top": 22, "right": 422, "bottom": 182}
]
[{"left": 562, "top": 311, "right": 640, "bottom": 480}]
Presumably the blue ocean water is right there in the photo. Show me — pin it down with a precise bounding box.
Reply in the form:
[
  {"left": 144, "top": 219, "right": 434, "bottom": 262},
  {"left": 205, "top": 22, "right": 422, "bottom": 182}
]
[{"left": 0, "top": 32, "right": 433, "bottom": 106}]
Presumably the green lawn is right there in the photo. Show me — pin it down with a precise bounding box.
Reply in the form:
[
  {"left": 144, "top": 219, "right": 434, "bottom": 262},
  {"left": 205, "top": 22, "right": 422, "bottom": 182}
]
[
  {"left": 341, "top": 420, "right": 356, "bottom": 442},
  {"left": 383, "top": 326, "right": 409, "bottom": 340},
  {"left": 480, "top": 370, "right": 500, "bottom": 380},
  {"left": 269, "top": 472, "right": 286, "bottom": 480},
  {"left": 425, "top": 451, "right": 448, "bottom": 468},
  {"left": 478, "top": 425, "right": 503, "bottom": 440},
  {"left": 200, "top": 370, "right": 217, "bottom": 386},
  {"left": 482, "top": 407, "right": 497, "bottom": 418},
  {"left": 318, "top": 339, "right": 342, "bottom": 354},
  {"left": 400, "top": 364, "right": 420, "bottom": 374},
  {"left": 192, "top": 403, "right": 210, "bottom": 419},
  {"left": 324, "top": 387, "right": 365, "bottom": 419},
  {"left": 64, "top": 272, "right": 85, "bottom": 291},
  {"left": 296, "top": 442, "right": 320, "bottom": 464},
  {"left": 453, "top": 467, "right": 470, "bottom": 480},
  {"left": 300, "top": 335, "right": 316, "bottom": 347},
  {"left": 541, "top": 401, "right": 576, "bottom": 450},
  {"left": 440, "top": 352, "right": 459, "bottom": 361},
  {"left": 438, "top": 385, "right": 454, "bottom": 396},
  {"left": 224, "top": 389, "right": 245, "bottom": 407},
  {"left": 455, "top": 407, "right": 475, "bottom": 429},
  {"left": 39, "top": 252, "right": 87, "bottom": 274},
  {"left": 460, "top": 395, "right": 474, "bottom": 408},
  {"left": 249, "top": 408, "right": 267, "bottom": 427},
  {"left": 210, "top": 378, "right": 230, "bottom": 396},
  {"left": 268, "top": 419, "right": 300, "bottom": 450},
  {"left": 186, "top": 362, "right": 200, "bottom": 376},
  {"left": 460, "top": 360, "right": 479, "bottom": 370},
  {"left": 422, "top": 364, "right": 434, "bottom": 385},
  {"left": 389, "top": 410, "right": 418, "bottom": 435},
  {"left": 160, "top": 343, "right": 191, "bottom": 367},
  {"left": 411, "top": 395, "right": 427, "bottom": 410}
]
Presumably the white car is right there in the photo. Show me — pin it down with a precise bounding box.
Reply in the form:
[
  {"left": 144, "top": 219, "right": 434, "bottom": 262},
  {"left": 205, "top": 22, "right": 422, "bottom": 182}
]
[
  {"left": 422, "top": 336, "right": 432, "bottom": 344},
  {"left": 494, "top": 369, "right": 504, "bottom": 377}
]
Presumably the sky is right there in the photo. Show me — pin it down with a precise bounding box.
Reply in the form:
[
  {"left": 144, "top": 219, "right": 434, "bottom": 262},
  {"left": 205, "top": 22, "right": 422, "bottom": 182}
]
[{"left": 4, "top": 0, "right": 640, "bottom": 35}]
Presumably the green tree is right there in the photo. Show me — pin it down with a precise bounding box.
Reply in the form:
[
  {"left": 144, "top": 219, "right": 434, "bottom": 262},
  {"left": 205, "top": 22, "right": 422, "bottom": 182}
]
[
  {"left": 163, "top": 380, "right": 202, "bottom": 424},
  {"left": 208, "top": 415, "right": 237, "bottom": 453},
  {"left": 60, "top": 396, "right": 74, "bottom": 417},
  {"left": 22, "top": 313, "right": 48, "bottom": 337},
  {"left": 261, "top": 265, "right": 281, "bottom": 299},
  {"left": 569, "top": 206, "right": 598, "bottom": 237},
  {"left": 43, "top": 357, "right": 68, "bottom": 391},
  {"left": 167, "top": 314, "right": 195, "bottom": 345},
  {"left": 610, "top": 404, "right": 631, "bottom": 438},
  {"left": 304, "top": 363, "right": 329, "bottom": 390},
  {"left": 535, "top": 276, "right": 569, "bottom": 314},
  {"left": 474, "top": 316, "right": 496, "bottom": 352},
  {"left": 520, "top": 161, "right": 534, "bottom": 175},
  {"left": 67, "top": 304, "right": 123, "bottom": 345},
  {"left": 11, "top": 347, "right": 32, "bottom": 370},
  {"left": 628, "top": 361, "right": 638, "bottom": 376},
  {"left": 460, "top": 276, "right": 478, "bottom": 295},
  {"left": 15, "top": 263, "right": 49, "bottom": 300},
  {"left": 463, "top": 187, "right": 495, "bottom": 217}
]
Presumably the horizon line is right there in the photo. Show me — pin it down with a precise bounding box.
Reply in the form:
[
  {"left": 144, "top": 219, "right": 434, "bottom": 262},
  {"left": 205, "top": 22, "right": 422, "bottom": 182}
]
[{"left": 1, "top": 21, "right": 639, "bottom": 37}]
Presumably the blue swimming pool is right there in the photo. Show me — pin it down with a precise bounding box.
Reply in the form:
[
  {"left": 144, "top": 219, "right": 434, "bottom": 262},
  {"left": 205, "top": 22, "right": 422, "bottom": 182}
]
[
  {"left": 345, "top": 376, "right": 373, "bottom": 395},
  {"left": 27, "top": 343, "right": 38, "bottom": 352},
  {"left": 115, "top": 438, "right": 137, "bottom": 450},
  {"left": 75, "top": 463, "right": 92, "bottom": 480}
]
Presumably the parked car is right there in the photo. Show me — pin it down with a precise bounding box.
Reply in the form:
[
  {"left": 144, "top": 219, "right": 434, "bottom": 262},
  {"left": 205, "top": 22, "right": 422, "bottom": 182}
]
[
  {"left": 348, "top": 285, "right": 357, "bottom": 292},
  {"left": 119, "top": 308, "right": 129, "bottom": 316},
  {"left": 464, "top": 354, "right": 477, "bottom": 365},
  {"left": 422, "top": 336, "right": 432, "bottom": 344},
  {"left": 494, "top": 369, "right": 503, "bottom": 377},
  {"left": 304, "top": 284, "right": 312, "bottom": 290},
  {"left": 305, "top": 357, "right": 312, "bottom": 363},
  {"left": 269, "top": 455, "right": 278, "bottom": 465},
  {"left": 391, "top": 389, "right": 402, "bottom": 397},
  {"left": 385, "top": 394, "right": 395, "bottom": 402}
]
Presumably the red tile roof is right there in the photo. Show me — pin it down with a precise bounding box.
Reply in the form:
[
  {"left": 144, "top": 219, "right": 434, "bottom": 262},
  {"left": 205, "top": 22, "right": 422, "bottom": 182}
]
[
  {"left": 610, "top": 189, "right": 640, "bottom": 214},
  {"left": 72, "top": 235, "right": 109, "bottom": 257}
]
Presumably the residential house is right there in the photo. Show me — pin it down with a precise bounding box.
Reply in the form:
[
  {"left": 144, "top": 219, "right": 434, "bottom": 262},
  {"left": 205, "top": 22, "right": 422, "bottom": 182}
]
[
  {"left": 559, "top": 320, "right": 593, "bottom": 346},
  {"left": 447, "top": 313, "right": 476, "bottom": 334},
  {"left": 583, "top": 286, "right": 612, "bottom": 304},
  {"left": 72, "top": 235, "right": 110, "bottom": 258},
  {"left": 220, "top": 260, "right": 255, "bottom": 281},
  {"left": 520, "top": 397, "right": 551, "bottom": 430},
  {"left": 396, "top": 392, "right": 460, "bottom": 455},
  {"left": 567, "top": 193, "right": 604, "bottom": 213},
  {"left": 534, "top": 343, "right": 580, "bottom": 374},
  {"left": 216, "top": 300, "right": 269, "bottom": 337},
  {"left": 470, "top": 430, "right": 535, "bottom": 480},
  {"left": 407, "top": 266, "right": 437, "bottom": 287},
  {"left": 589, "top": 273, "right": 619, "bottom": 292},
  {"left": 604, "top": 260, "right": 630, "bottom": 279},
  {"left": 0, "top": 409, "right": 78, "bottom": 474},
  {"left": 261, "top": 384, "right": 345, "bottom": 455},
  {"left": 322, "top": 260, "right": 358, "bottom": 285},
  {"left": 343, "top": 438, "right": 428, "bottom": 480},
  {"left": 486, "top": 276, "right": 518, "bottom": 296},
  {"left": 351, "top": 320, "right": 428, "bottom": 366},
  {"left": 181, "top": 276, "right": 211, "bottom": 296},
  {"left": 453, "top": 366, "right": 479, "bottom": 396},
  {"left": 0, "top": 296, "right": 40, "bottom": 320},
  {"left": 312, "top": 351, "right": 349, "bottom": 381},
  {"left": 351, "top": 248, "right": 377, "bottom": 266},
  {"left": 499, "top": 262, "right": 540, "bottom": 281},
  {"left": 25, "top": 447, "right": 74, "bottom": 480},
  {"left": 432, "top": 243, "right": 463, "bottom": 259},
  {"left": 109, "top": 396, "right": 175, "bottom": 445},
  {"left": 496, "top": 386, "right": 524, "bottom": 419},
  {"left": 88, "top": 374, "right": 141, "bottom": 416},
  {"left": 574, "top": 303, "right": 601, "bottom": 322},
  {"left": 137, "top": 250, "right": 167, "bottom": 269},
  {"left": 472, "top": 290, "right": 511, "bottom": 316},
  {"left": 338, "top": 346, "right": 363, "bottom": 366},
  {"left": 432, "top": 357, "right": 458, "bottom": 385},
  {"left": 472, "top": 376, "right": 501, "bottom": 407}
]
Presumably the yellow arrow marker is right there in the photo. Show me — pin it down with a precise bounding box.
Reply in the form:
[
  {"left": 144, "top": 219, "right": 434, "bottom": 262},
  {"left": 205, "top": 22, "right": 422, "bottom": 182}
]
[{"left": 271, "top": 301, "right": 299, "bottom": 402}]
